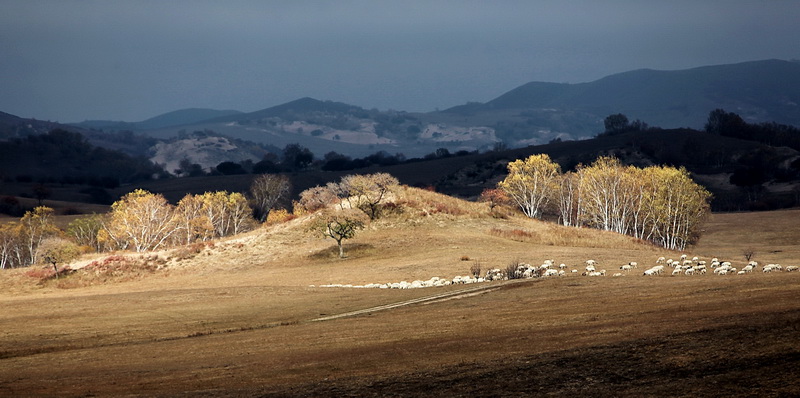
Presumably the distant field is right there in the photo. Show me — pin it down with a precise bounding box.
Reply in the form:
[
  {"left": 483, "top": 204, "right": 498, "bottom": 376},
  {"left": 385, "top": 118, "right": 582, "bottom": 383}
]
[{"left": 0, "top": 191, "right": 798, "bottom": 396}]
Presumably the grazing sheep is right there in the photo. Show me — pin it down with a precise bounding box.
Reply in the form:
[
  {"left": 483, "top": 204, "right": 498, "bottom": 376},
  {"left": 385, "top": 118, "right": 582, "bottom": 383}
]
[
  {"left": 656, "top": 256, "right": 666, "bottom": 264},
  {"left": 785, "top": 265, "right": 798, "bottom": 272},
  {"left": 644, "top": 265, "right": 664, "bottom": 276},
  {"left": 620, "top": 264, "right": 633, "bottom": 271},
  {"left": 543, "top": 269, "right": 559, "bottom": 277},
  {"left": 558, "top": 263, "right": 567, "bottom": 269},
  {"left": 628, "top": 262, "right": 638, "bottom": 268},
  {"left": 684, "top": 268, "right": 695, "bottom": 276},
  {"left": 671, "top": 268, "right": 682, "bottom": 276},
  {"left": 585, "top": 265, "right": 597, "bottom": 273}
]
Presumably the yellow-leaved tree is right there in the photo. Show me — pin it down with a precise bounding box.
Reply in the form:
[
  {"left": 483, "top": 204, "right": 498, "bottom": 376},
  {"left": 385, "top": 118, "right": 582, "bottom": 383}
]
[
  {"left": 102, "top": 190, "right": 177, "bottom": 252},
  {"left": 645, "top": 166, "right": 712, "bottom": 250},
  {"left": 498, "top": 154, "right": 561, "bottom": 219}
]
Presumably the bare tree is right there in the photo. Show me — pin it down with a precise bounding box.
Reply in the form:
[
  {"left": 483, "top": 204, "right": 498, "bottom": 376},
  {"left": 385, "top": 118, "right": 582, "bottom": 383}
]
[{"left": 250, "top": 174, "right": 291, "bottom": 222}]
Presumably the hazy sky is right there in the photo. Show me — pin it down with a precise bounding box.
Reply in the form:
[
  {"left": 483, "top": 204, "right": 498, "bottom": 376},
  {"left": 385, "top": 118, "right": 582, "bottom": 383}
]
[{"left": 2, "top": 1, "right": 799, "bottom": 122}]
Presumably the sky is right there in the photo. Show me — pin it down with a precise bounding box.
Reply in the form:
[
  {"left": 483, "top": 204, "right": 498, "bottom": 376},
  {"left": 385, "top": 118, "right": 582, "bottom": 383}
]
[{"left": 1, "top": 1, "right": 799, "bottom": 123}]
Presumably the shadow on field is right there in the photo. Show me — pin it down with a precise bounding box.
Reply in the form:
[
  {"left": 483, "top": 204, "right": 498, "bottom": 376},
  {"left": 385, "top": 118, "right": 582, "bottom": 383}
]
[
  {"left": 308, "top": 243, "right": 377, "bottom": 260},
  {"left": 267, "top": 310, "right": 800, "bottom": 397}
]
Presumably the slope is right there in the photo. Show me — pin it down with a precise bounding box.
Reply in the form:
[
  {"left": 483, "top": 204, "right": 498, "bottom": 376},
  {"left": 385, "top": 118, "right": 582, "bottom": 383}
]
[{"left": 0, "top": 188, "right": 798, "bottom": 396}]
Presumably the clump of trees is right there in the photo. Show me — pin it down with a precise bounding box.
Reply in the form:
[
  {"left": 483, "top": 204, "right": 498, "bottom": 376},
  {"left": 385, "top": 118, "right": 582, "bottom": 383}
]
[
  {"left": 498, "top": 154, "right": 711, "bottom": 251},
  {"left": 0, "top": 206, "right": 60, "bottom": 269},
  {"left": 97, "top": 189, "right": 254, "bottom": 252}
]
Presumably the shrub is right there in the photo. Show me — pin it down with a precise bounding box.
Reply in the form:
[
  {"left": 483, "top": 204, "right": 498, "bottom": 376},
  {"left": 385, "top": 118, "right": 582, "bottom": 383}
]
[
  {"left": 505, "top": 259, "right": 524, "bottom": 280},
  {"left": 470, "top": 261, "right": 482, "bottom": 278}
]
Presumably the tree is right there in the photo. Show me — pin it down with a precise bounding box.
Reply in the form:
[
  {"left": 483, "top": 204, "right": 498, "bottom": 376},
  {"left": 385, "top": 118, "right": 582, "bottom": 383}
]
[
  {"left": 174, "top": 194, "right": 212, "bottom": 244},
  {"left": 645, "top": 166, "right": 711, "bottom": 250},
  {"left": 32, "top": 183, "right": 51, "bottom": 206},
  {"left": 249, "top": 174, "right": 291, "bottom": 222},
  {"left": 498, "top": 154, "right": 561, "bottom": 219},
  {"left": 479, "top": 188, "right": 509, "bottom": 211},
  {"left": 18, "top": 206, "right": 59, "bottom": 266},
  {"left": 37, "top": 237, "right": 80, "bottom": 278},
  {"left": 0, "top": 223, "right": 23, "bottom": 269},
  {"left": 339, "top": 173, "right": 400, "bottom": 219},
  {"left": 215, "top": 161, "right": 246, "bottom": 175},
  {"left": 66, "top": 214, "right": 105, "bottom": 252},
  {"left": 311, "top": 208, "right": 369, "bottom": 258},
  {"left": 555, "top": 169, "right": 586, "bottom": 227},
  {"left": 197, "top": 191, "right": 253, "bottom": 238},
  {"left": 102, "top": 190, "right": 177, "bottom": 252},
  {"left": 705, "top": 109, "right": 746, "bottom": 135},
  {"left": 604, "top": 113, "right": 630, "bottom": 134},
  {"left": 297, "top": 185, "right": 338, "bottom": 213},
  {"left": 282, "top": 144, "right": 314, "bottom": 170}
]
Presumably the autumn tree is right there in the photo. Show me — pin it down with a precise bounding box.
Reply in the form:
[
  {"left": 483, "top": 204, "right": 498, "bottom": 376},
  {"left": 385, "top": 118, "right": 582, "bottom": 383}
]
[
  {"left": 249, "top": 174, "right": 291, "bottom": 222},
  {"left": 102, "top": 190, "right": 177, "bottom": 252},
  {"left": 311, "top": 208, "right": 369, "bottom": 258},
  {"left": 174, "top": 194, "right": 212, "bottom": 245},
  {"left": 555, "top": 168, "right": 586, "bottom": 227},
  {"left": 645, "top": 166, "right": 711, "bottom": 250},
  {"left": 37, "top": 237, "right": 80, "bottom": 278},
  {"left": 479, "top": 188, "right": 510, "bottom": 211},
  {"left": 0, "top": 223, "right": 23, "bottom": 269},
  {"left": 18, "top": 206, "right": 59, "bottom": 266},
  {"left": 498, "top": 154, "right": 561, "bottom": 219},
  {"left": 339, "top": 173, "right": 399, "bottom": 219},
  {"left": 197, "top": 191, "right": 253, "bottom": 238},
  {"left": 297, "top": 185, "right": 338, "bottom": 213},
  {"left": 66, "top": 214, "right": 105, "bottom": 252}
]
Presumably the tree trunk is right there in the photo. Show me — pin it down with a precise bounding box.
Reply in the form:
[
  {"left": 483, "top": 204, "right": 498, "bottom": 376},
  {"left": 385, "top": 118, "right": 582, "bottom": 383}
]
[{"left": 337, "top": 240, "right": 345, "bottom": 258}]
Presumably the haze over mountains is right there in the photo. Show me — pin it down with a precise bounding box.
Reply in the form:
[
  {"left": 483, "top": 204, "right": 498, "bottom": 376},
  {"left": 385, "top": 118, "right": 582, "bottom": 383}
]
[{"left": 2, "top": 59, "right": 799, "bottom": 165}]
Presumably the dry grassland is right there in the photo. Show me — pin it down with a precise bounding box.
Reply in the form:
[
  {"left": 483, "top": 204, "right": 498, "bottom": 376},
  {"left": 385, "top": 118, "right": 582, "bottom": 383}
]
[{"left": 0, "top": 188, "right": 798, "bottom": 397}]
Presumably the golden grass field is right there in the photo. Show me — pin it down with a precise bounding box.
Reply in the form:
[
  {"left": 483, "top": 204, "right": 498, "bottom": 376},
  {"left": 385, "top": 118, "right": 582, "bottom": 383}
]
[{"left": 1, "top": 187, "right": 798, "bottom": 397}]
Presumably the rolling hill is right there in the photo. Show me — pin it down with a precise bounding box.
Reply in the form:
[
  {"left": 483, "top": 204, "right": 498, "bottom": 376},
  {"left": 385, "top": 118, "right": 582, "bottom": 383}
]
[{"left": 1, "top": 186, "right": 798, "bottom": 396}]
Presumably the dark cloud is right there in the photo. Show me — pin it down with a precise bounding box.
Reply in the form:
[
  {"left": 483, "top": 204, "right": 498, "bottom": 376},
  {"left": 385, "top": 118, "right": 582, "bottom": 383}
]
[{"left": 1, "top": 1, "right": 798, "bottom": 122}]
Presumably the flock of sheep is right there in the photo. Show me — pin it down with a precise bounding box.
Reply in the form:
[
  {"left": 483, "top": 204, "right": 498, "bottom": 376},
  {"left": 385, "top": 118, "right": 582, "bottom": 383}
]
[{"left": 316, "top": 255, "right": 798, "bottom": 290}]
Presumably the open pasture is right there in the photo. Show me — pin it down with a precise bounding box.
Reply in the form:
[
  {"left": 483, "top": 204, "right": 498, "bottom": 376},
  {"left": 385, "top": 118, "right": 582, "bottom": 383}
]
[{"left": 0, "top": 204, "right": 798, "bottom": 396}]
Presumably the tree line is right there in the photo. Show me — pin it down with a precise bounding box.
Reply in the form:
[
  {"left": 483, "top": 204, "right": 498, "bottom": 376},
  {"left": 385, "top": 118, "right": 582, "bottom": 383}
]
[
  {"left": 496, "top": 154, "right": 712, "bottom": 251},
  {"left": 0, "top": 172, "right": 402, "bottom": 268}
]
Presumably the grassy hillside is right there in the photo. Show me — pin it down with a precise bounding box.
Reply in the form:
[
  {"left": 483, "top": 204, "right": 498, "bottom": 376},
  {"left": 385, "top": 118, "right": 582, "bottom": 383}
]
[{"left": 0, "top": 187, "right": 798, "bottom": 396}]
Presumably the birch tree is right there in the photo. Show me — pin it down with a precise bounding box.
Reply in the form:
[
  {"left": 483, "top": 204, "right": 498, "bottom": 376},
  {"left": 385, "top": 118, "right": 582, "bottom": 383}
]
[
  {"left": 104, "top": 190, "right": 177, "bottom": 252},
  {"left": 498, "top": 154, "right": 561, "bottom": 219}
]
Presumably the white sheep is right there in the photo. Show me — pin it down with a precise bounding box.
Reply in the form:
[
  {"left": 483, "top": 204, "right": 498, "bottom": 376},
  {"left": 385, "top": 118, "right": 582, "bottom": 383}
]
[
  {"left": 786, "top": 265, "right": 798, "bottom": 272},
  {"left": 656, "top": 256, "right": 666, "bottom": 264},
  {"left": 620, "top": 264, "right": 633, "bottom": 271}
]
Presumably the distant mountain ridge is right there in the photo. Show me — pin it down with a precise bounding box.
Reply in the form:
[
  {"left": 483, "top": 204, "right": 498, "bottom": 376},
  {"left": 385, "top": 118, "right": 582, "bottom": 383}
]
[
  {"left": 72, "top": 108, "right": 243, "bottom": 131},
  {"left": 3, "top": 59, "right": 799, "bottom": 161},
  {"left": 451, "top": 59, "right": 800, "bottom": 129}
]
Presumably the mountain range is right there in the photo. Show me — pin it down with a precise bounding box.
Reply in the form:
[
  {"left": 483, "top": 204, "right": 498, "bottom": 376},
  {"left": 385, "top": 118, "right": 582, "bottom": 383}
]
[{"left": 2, "top": 59, "right": 799, "bottom": 168}]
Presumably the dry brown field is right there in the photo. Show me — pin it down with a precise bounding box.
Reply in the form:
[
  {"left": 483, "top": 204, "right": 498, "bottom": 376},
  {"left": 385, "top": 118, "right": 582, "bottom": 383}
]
[{"left": 1, "top": 188, "right": 798, "bottom": 397}]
